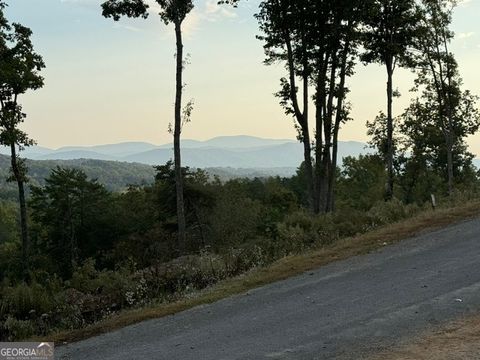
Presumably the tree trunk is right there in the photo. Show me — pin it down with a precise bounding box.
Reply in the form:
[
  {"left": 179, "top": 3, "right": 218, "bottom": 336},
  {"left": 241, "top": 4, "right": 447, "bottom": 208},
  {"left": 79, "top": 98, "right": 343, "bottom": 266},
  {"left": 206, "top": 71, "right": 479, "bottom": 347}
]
[
  {"left": 174, "top": 21, "right": 187, "bottom": 253},
  {"left": 284, "top": 29, "right": 314, "bottom": 211},
  {"left": 301, "top": 54, "right": 314, "bottom": 211},
  {"left": 328, "top": 134, "right": 338, "bottom": 212},
  {"left": 302, "top": 127, "right": 315, "bottom": 210},
  {"left": 443, "top": 35, "right": 455, "bottom": 196},
  {"left": 385, "top": 60, "right": 394, "bottom": 201},
  {"left": 313, "top": 53, "right": 329, "bottom": 215},
  {"left": 313, "top": 83, "right": 324, "bottom": 215},
  {"left": 10, "top": 143, "right": 29, "bottom": 278},
  {"left": 446, "top": 134, "right": 454, "bottom": 196},
  {"left": 328, "top": 41, "right": 350, "bottom": 212}
]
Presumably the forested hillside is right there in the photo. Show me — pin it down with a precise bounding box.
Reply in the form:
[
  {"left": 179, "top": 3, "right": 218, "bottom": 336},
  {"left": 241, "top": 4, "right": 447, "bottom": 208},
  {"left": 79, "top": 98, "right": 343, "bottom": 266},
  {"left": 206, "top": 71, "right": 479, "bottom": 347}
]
[
  {"left": 0, "top": 154, "right": 304, "bottom": 201},
  {"left": 0, "top": 155, "right": 156, "bottom": 200}
]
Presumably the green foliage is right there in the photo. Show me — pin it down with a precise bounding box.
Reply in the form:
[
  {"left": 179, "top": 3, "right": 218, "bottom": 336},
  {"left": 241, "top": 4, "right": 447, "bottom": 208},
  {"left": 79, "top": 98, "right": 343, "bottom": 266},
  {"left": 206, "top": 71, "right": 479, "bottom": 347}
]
[
  {"left": 0, "top": 201, "right": 17, "bottom": 244},
  {"left": 208, "top": 192, "right": 263, "bottom": 248},
  {"left": 102, "top": 0, "right": 194, "bottom": 25},
  {"left": 0, "top": 15, "right": 45, "bottom": 179},
  {"left": 0, "top": 282, "right": 53, "bottom": 320},
  {"left": 366, "top": 198, "right": 419, "bottom": 226},
  {"left": 275, "top": 211, "right": 337, "bottom": 252},
  {"left": 2, "top": 317, "right": 35, "bottom": 341},
  {"left": 0, "top": 241, "right": 22, "bottom": 282},
  {"left": 29, "top": 167, "right": 116, "bottom": 277},
  {"left": 361, "top": 0, "right": 420, "bottom": 68},
  {"left": 1, "top": 0, "right": 480, "bottom": 344},
  {"left": 0, "top": 156, "right": 476, "bottom": 340},
  {"left": 337, "top": 155, "right": 386, "bottom": 210},
  {"left": 0, "top": 155, "right": 157, "bottom": 201}
]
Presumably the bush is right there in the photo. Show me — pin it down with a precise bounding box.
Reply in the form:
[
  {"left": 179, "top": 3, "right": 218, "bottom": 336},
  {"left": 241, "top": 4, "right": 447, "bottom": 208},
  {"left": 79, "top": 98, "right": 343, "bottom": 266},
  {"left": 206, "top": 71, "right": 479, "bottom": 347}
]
[
  {"left": 367, "top": 198, "right": 419, "bottom": 227},
  {"left": 276, "top": 211, "right": 338, "bottom": 252},
  {"left": 1, "top": 317, "right": 35, "bottom": 341},
  {"left": 332, "top": 208, "right": 372, "bottom": 237},
  {"left": 0, "top": 282, "right": 54, "bottom": 320},
  {"left": 208, "top": 195, "right": 264, "bottom": 248}
]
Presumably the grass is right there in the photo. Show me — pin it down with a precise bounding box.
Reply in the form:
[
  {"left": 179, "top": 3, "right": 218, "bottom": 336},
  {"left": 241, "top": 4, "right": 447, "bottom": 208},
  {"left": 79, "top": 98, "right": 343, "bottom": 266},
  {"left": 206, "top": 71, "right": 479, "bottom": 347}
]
[{"left": 48, "top": 199, "right": 480, "bottom": 345}]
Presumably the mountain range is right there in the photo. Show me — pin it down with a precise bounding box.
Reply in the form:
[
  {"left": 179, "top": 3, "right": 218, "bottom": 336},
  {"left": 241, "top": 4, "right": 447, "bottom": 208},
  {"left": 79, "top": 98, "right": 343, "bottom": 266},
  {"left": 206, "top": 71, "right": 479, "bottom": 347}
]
[
  {"left": 1, "top": 136, "right": 478, "bottom": 200},
  {"left": 1, "top": 135, "right": 479, "bottom": 170},
  {"left": 0, "top": 136, "right": 372, "bottom": 169}
]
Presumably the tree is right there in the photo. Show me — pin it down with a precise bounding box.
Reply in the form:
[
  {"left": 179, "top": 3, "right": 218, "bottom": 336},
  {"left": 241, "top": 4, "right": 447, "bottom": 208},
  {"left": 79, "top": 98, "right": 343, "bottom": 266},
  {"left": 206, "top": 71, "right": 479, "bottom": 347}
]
[
  {"left": 255, "top": 0, "right": 314, "bottom": 210},
  {"left": 310, "top": 0, "right": 361, "bottom": 214},
  {"left": 101, "top": 0, "right": 194, "bottom": 253},
  {"left": 153, "top": 161, "right": 215, "bottom": 248},
  {"left": 0, "top": 3, "right": 45, "bottom": 277},
  {"left": 400, "top": 92, "right": 480, "bottom": 197},
  {"left": 336, "top": 155, "right": 386, "bottom": 210},
  {"left": 0, "top": 200, "right": 17, "bottom": 244},
  {"left": 29, "top": 167, "right": 113, "bottom": 277},
  {"left": 367, "top": 111, "right": 404, "bottom": 188},
  {"left": 255, "top": 0, "right": 363, "bottom": 214},
  {"left": 413, "top": 0, "right": 480, "bottom": 195},
  {"left": 362, "top": 0, "right": 420, "bottom": 200}
]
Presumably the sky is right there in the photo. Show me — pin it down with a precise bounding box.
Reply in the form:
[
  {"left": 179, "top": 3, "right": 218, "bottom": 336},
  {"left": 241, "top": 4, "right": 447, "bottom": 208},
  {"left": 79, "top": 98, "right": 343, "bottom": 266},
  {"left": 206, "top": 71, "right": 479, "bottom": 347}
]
[{"left": 5, "top": 0, "right": 480, "bottom": 155}]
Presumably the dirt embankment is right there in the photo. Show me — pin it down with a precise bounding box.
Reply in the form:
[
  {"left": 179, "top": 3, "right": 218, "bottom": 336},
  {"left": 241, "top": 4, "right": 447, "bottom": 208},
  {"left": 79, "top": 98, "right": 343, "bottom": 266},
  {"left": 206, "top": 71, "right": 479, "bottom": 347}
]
[{"left": 372, "top": 314, "right": 480, "bottom": 360}]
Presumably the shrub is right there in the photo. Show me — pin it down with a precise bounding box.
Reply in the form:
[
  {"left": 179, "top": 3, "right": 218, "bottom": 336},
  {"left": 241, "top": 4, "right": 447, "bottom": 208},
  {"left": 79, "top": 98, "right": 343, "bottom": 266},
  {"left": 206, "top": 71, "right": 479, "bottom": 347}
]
[
  {"left": 2, "top": 316, "right": 35, "bottom": 341},
  {"left": 332, "top": 208, "right": 372, "bottom": 237},
  {"left": 367, "top": 198, "right": 408, "bottom": 227},
  {"left": 222, "top": 245, "right": 267, "bottom": 275},
  {"left": 276, "top": 211, "right": 338, "bottom": 252},
  {"left": 0, "top": 282, "right": 53, "bottom": 320}
]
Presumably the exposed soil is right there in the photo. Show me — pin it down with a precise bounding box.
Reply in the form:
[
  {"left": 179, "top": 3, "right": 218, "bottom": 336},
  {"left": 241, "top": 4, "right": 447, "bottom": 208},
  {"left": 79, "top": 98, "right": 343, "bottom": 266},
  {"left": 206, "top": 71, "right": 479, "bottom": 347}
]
[{"left": 372, "top": 315, "right": 480, "bottom": 360}]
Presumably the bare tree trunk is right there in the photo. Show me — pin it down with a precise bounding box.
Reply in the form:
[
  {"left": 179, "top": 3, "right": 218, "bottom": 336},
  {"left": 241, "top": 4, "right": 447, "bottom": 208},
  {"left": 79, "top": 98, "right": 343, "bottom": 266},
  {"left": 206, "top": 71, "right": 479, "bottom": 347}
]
[
  {"left": 313, "top": 53, "right": 329, "bottom": 214},
  {"left": 284, "top": 30, "right": 314, "bottom": 211},
  {"left": 443, "top": 35, "right": 455, "bottom": 196},
  {"left": 329, "top": 134, "right": 338, "bottom": 212},
  {"left": 174, "top": 20, "right": 187, "bottom": 253},
  {"left": 328, "top": 41, "right": 350, "bottom": 212},
  {"left": 446, "top": 134, "right": 454, "bottom": 195},
  {"left": 301, "top": 61, "right": 314, "bottom": 211},
  {"left": 302, "top": 127, "right": 315, "bottom": 209},
  {"left": 10, "top": 143, "right": 29, "bottom": 278},
  {"left": 314, "top": 82, "right": 324, "bottom": 215},
  {"left": 385, "top": 60, "right": 394, "bottom": 201}
]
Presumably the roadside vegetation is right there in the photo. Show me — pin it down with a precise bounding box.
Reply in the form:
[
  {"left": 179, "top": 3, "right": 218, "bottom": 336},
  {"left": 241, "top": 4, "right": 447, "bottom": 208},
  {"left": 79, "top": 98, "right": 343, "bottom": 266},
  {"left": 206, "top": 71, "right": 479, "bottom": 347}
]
[
  {"left": 1, "top": 160, "right": 479, "bottom": 341},
  {"left": 0, "top": 0, "right": 480, "bottom": 343}
]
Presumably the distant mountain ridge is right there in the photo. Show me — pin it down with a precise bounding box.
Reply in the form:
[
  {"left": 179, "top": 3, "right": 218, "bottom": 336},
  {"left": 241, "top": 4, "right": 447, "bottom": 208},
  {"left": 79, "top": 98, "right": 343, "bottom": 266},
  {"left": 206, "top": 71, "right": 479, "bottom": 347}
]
[
  {"left": 1, "top": 135, "right": 478, "bottom": 201},
  {"left": 0, "top": 136, "right": 371, "bottom": 168},
  {"left": 2, "top": 135, "right": 479, "bottom": 170}
]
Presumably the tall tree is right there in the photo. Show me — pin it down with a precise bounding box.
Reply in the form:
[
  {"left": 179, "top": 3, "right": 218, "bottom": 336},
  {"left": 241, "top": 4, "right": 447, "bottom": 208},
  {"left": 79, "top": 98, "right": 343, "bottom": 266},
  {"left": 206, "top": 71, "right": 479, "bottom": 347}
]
[
  {"left": 0, "top": 3, "right": 45, "bottom": 277},
  {"left": 30, "top": 167, "right": 113, "bottom": 277},
  {"left": 401, "top": 90, "right": 480, "bottom": 196},
  {"left": 256, "top": 0, "right": 315, "bottom": 210},
  {"left": 255, "top": 0, "right": 363, "bottom": 214},
  {"left": 413, "top": 0, "right": 480, "bottom": 194},
  {"left": 101, "top": 0, "right": 194, "bottom": 252},
  {"left": 362, "top": 0, "right": 420, "bottom": 200},
  {"left": 311, "top": 0, "right": 361, "bottom": 213}
]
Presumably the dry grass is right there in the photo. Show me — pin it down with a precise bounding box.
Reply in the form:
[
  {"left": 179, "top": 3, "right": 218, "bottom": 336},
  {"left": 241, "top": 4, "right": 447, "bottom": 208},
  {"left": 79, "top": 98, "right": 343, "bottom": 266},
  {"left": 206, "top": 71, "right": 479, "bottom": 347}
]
[
  {"left": 48, "top": 200, "right": 480, "bottom": 344},
  {"left": 370, "top": 314, "right": 480, "bottom": 360}
]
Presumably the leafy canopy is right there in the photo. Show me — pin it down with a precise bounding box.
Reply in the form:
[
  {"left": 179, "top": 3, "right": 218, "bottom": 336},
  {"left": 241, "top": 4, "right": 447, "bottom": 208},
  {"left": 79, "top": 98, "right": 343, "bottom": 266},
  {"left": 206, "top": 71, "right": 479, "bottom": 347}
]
[{"left": 101, "top": 0, "right": 194, "bottom": 25}]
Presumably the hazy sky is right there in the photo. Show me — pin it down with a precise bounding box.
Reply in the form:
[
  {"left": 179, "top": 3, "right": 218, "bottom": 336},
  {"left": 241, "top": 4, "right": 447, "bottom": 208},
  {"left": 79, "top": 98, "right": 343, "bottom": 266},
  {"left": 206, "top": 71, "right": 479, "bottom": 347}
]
[{"left": 6, "top": 0, "right": 480, "bottom": 155}]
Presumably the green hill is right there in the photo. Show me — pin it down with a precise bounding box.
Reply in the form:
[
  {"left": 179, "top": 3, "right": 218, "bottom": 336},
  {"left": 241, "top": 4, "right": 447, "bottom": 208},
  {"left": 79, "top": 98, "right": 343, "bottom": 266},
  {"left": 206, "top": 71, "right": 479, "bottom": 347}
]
[{"left": 0, "top": 155, "right": 156, "bottom": 200}]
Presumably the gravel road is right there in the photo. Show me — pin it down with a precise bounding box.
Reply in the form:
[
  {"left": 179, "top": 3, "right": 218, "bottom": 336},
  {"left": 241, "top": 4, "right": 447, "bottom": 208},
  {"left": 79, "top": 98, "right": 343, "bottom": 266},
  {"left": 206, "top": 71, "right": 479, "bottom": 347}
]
[{"left": 57, "top": 218, "right": 480, "bottom": 360}]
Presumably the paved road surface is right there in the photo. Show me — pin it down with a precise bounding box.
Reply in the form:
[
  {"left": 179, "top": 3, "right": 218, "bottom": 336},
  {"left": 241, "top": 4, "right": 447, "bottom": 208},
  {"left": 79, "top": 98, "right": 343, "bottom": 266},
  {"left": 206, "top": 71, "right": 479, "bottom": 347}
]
[{"left": 57, "top": 218, "right": 480, "bottom": 359}]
